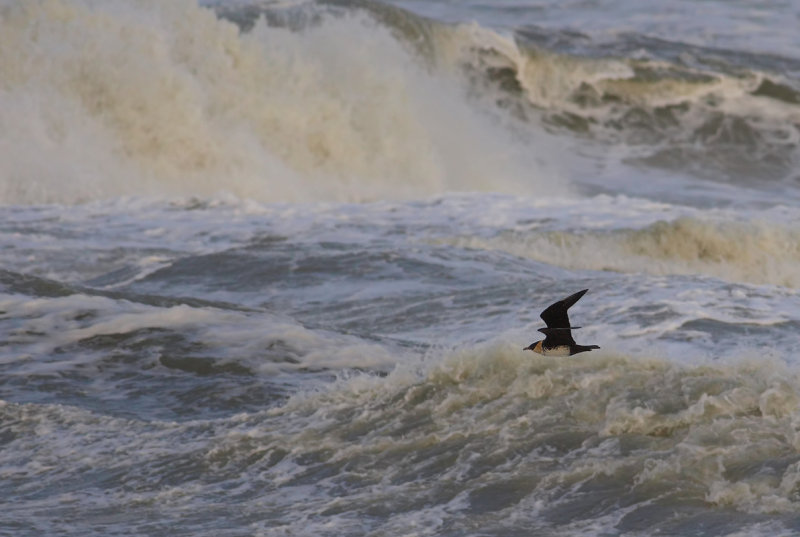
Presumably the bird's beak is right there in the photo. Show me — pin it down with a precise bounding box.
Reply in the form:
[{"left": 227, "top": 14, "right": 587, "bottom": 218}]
[{"left": 523, "top": 345, "right": 532, "bottom": 351}]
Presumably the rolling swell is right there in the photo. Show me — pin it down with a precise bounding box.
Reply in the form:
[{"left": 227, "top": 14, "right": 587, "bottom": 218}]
[{"left": 444, "top": 217, "right": 800, "bottom": 287}]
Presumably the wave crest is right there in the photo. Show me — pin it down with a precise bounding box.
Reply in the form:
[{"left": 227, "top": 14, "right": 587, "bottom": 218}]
[
  {"left": 0, "top": 0, "right": 552, "bottom": 204},
  {"left": 271, "top": 342, "right": 800, "bottom": 520},
  {"left": 444, "top": 217, "right": 800, "bottom": 287}
]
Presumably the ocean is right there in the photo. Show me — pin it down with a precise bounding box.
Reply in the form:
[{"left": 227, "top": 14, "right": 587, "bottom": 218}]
[{"left": 2, "top": 0, "right": 800, "bottom": 535}]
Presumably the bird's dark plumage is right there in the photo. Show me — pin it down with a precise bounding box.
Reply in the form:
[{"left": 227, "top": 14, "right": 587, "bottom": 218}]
[
  {"left": 539, "top": 288, "right": 587, "bottom": 330},
  {"left": 524, "top": 289, "right": 599, "bottom": 356}
]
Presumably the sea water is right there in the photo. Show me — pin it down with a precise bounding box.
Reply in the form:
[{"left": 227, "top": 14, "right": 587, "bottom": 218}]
[{"left": 2, "top": 0, "right": 800, "bottom": 535}]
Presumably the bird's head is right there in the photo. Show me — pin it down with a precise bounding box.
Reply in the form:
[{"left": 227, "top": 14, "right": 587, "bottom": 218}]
[{"left": 524, "top": 340, "right": 544, "bottom": 354}]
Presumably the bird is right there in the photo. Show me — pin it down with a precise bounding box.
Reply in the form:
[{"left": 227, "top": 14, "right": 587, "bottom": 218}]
[{"left": 524, "top": 289, "right": 599, "bottom": 356}]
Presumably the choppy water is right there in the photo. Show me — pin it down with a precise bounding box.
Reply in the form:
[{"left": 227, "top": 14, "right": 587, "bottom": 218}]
[{"left": 3, "top": 0, "right": 800, "bottom": 535}]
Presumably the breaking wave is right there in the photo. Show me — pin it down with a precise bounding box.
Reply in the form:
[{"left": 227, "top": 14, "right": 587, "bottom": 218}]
[
  {"left": 0, "top": 0, "right": 555, "bottom": 205},
  {"left": 3, "top": 0, "right": 800, "bottom": 205},
  {"left": 429, "top": 21, "right": 800, "bottom": 183},
  {"left": 251, "top": 342, "right": 800, "bottom": 530}
]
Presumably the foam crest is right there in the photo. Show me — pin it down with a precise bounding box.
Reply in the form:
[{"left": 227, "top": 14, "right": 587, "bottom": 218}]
[
  {"left": 269, "top": 342, "right": 800, "bottom": 518},
  {"left": 6, "top": 340, "right": 800, "bottom": 531},
  {"left": 0, "top": 0, "right": 552, "bottom": 204},
  {"left": 0, "top": 292, "right": 395, "bottom": 373},
  {"left": 424, "top": 19, "right": 800, "bottom": 183},
  {"left": 445, "top": 217, "right": 800, "bottom": 287}
]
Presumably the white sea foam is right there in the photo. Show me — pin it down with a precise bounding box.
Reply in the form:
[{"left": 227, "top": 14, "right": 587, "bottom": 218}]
[
  {"left": 263, "top": 341, "right": 800, "bottom": 525},
  {"left": 3, "top": 298, "right": 799, "bottom": 533},
  {"left": 0, "top": 0, "right": 560, "bottom": 205},
  {"left": 0, "top": 292, "right": 397, "bottom": 373}
]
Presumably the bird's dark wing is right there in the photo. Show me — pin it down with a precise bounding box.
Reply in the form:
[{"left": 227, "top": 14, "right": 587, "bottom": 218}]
[
  {"left": 538, "top": 327, "right": 576, "bottom": 346},
  {"left": 539, "top": 289, "right": 588, "bottom": 328}
]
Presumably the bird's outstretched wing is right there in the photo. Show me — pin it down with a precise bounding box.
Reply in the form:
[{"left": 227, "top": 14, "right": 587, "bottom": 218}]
[
  {"left": 539, "top": 289, "right": 588, "bottom": 329},
  {"left": 537, "top": 327, "right": 576, "bottom": 346}
]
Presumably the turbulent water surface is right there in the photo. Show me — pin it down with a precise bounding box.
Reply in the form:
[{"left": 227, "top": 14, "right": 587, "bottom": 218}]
[{"left": 3, "top": 0, "right": 800, "bottom": 535}]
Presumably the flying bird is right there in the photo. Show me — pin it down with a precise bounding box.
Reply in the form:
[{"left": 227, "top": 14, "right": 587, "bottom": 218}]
[{"left": 524, "top": 289, "right": 599, "bottom": 356}]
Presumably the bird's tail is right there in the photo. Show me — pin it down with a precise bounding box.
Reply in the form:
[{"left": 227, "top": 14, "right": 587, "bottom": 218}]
[{"left": 572, "top": 344, "right": 600, "bottom": 355}]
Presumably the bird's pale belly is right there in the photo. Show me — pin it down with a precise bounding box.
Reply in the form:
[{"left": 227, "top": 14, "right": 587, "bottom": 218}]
[{"left": 540, "top": 345, "right": 572, "bottom": 357}]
